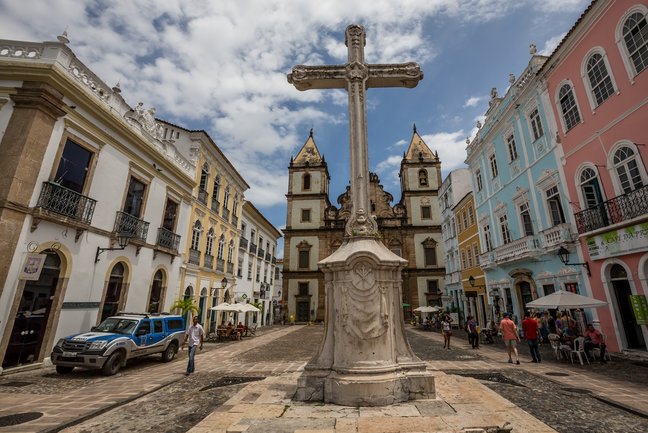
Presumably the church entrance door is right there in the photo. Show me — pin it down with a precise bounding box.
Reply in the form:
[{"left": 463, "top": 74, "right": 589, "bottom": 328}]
[{"left": 297, "top": 301, "right": 310, "bottom": 322}]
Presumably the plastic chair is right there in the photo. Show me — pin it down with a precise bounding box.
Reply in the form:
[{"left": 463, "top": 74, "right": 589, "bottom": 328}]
[
  {"left": 591, "top": 333, "right": 611, "bottom": 361},
  {"left": 570, "top": 337, "right": 590, "bottom": 365}
]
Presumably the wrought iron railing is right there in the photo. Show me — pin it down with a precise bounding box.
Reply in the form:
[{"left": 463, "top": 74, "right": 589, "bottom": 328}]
[
  {"left": 216, "top": 258, "right": 225, "bottom": 272},
  {"left": 222, "top": 207, "right": 230, "bottom": 220},
  {"left": 249, "top": 242, "right": 257, "bottom": 254},
  {"left": 189, "top": 248, "right": 201, "bottom": 265},
  {"left": 36, "top": 181, "right": 96, "bottom": 224},
  {"left": 204, "top": 253, "right": 214, "bottom": 269},
  {"left": 211, "top": 199, "right": 220, "bottom": 214},
  {"left": 114, "top": 211, "right": 149, "bottom": 242},
  {"left": 157, "top": 227, "right": 180, "bottom": 251},
  {"left": 239, "top": 237, "right": 249, "bottom": 249},
  {"left": 265, "top": 253, "right": 272, "bottom": 262},
  {"left": 258, "top": 248, "right": 265, "bottom": 258},
  {"left": 574, "top": 184, "right": 648, "bottom": 233},
  {"left": 198, "top": 189, "right": 208, "bottom": 205}
]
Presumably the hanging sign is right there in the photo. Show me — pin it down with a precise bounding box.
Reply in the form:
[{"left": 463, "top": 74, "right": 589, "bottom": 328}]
[
  {"left": 19, "top": 253, "right": 46, "bottom": 281},
  {"left": 630, "top": 295, "right": 648, "bottom": 325}
]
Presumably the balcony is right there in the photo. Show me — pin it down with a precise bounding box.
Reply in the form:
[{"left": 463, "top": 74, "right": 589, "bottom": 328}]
[
  {"left": 265, "top": 253, "right": 272, "bottom": 262},
  {"left": 211, "top": 199, "right": 220, "bottom": 214},
  {"left": 222, "top": 207, "right": 230, "bottom": 220},
  {"left": 114, "top": 211, "right": 149, "bottom": 242},
  {"left": 444, "top": 271, "right": 461, "bottom": 286},
  {"left": 204, "top": 253, "right": 214, "bottom": 269},
  {"left": 479, "top": 251, "right": 495, "bottom": 269},
  {"left": 188, "top": 248, "right": 201, "bottom": 265},
  {"left": 156, "top": 227, "right": 180, "bottom": 251},
  {"left": 249, "top": 242, "right": 257, "bottom": 254},
  {"left": 198, "top": 188, "right": 208, "bottom": 205},
  {"left": 574, "top": 184, "right": 648, "bottom": 234},
  {"left": 272, "top": 256, "right": 277, "bottom": 264},
  {"left": 216, "top": 258, "right": 225, "bottom": 272},
  {"left": 258, "top": 248, "right": 265, "bottom": 258},
  {"left": 495, "top": 236, "right": 539, "bottom": 263},
  {"left": 239, "top": 237, "right": 249, "bottom": 250},
  {"left": 36, "top": 181, "right": 97, "bottom": 225},
  {"left": 540, "top": 223, "right": 573, "bottom": 249}
]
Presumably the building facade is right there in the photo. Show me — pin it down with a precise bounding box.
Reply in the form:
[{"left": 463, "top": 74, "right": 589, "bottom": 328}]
[
  {"left": 282, "top": 128, "right": 445, "bottom": 323},
  {"left": 0, "top": 38, "right": 194, "bottom": 371},
  {"left": 539, "top": 0, "right": 648, "bottom": 353}
]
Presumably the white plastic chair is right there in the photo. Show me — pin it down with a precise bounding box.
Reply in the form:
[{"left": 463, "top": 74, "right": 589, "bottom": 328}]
[
  {"left": 590, "top": 333, "right": 611, "bottom": 361},
  {"left": 570, "top": 337, "right": 590, "bottom": 365}
]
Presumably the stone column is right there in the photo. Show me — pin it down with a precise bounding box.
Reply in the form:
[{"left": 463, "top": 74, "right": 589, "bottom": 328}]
[{"left": 0, "top": 82, "right": 66, "bottom": 298}]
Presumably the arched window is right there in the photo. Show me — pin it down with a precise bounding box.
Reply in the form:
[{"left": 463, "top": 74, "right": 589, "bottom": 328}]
[
  {"left": 613, "top": 146, "right": 644, "bottom": 193},
  {"left": 586, "top": 53, "right": 615, "bottom": 106},
  {"left": 418, "top": 169, "right": 428, "bottom": 186},
  {"left": 102, "top": 262, "right": 126, "bottom": 321},
  {"left": 211, "top": 174, "right": 221, "bottom": 205},
  {"left": 579, "top": 168, "right": 604, "bottom": 209},
  {"left": 205, "top": 228, "right": 215, "bottom": 256},
  {"left": 190, "top": 220, "right": 202, "bottom": 251},
  {"left": 223, "top": 186, "right": 230, "bottom": 210},
  {"left": 233, "top": 194, "right": 239, "bottom": 216},
  {"left": 199, "top": 163, "right": 209, "bottom": 191},
  {"left": 622, "top": 11, "right": 648, "bottom": 75},
  {"left": 303, "top": 173, "right": 311, "bottom": 190},
  {"left": 148, "top": 269, "right": 165, "bottom": 313},
  {"left": 558, "top": 84, "right": 581, "bottom": 131},
  {"left": 217, "top": 234, "right": 226, "bottom": 260}
]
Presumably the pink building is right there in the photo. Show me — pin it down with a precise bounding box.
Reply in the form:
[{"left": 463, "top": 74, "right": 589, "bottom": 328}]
[{"left": 540, "top": 0, "right": 648, "bottom": 353}]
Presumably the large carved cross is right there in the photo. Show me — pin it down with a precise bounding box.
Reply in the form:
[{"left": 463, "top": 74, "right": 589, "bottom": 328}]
[{"left": 288, "top": 24, "right": 423, "bottom": 237}]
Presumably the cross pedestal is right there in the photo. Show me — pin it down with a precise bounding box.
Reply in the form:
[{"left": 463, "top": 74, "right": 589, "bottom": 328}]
[{"left": 288, "top": 25, "right": 434, "bottom": 406}]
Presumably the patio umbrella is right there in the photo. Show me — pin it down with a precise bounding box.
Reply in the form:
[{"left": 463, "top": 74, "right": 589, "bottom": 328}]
[
  {"left": 525, "top": 290, "right": 607, "bottom": 309},
  {"left": 414, "top": 306, "right": 440, "bottom": 313},
  {"left": 210, "top": 302, "right": 240, "bottom": 311}
]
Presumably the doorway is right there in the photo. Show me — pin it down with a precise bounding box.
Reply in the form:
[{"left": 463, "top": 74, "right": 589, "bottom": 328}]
[
  {"left": 101, "top": 262, "right": 126, "bottom": 322},
  {"left": 296, "top": 301, "right": 310, "bottom": 322},
  {"left": 2, "top": 251, "right": 60, "bottom": 369},
  {"left": 610, "top": 264, "right": 646, "bottom": 349}
]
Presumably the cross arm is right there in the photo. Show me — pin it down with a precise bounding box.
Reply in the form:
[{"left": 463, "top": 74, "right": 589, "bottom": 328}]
[
  {"left": 367, "top": 62, "right": 423, "bottom": 89},
  {"left": 287, "top": 65, "right": 347, "bottom": 91}
]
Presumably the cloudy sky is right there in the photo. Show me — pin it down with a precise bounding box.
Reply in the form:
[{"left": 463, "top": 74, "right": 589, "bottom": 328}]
[{"left": 0, "top": 0, "right": 590, "bottom": 255}]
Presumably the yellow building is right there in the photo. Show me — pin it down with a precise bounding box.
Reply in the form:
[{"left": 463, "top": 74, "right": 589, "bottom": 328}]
[
  {"left": 162, "top": 121, "right": 250, "bottom": 333},
  {"left": 455, "top": 191, "right": 488, "bottom": 327}
]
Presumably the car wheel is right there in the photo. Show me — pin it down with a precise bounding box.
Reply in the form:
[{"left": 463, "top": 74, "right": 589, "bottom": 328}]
[
  {"left": 161, "top": 343, "right": 177, "bottom": 363},
  {"left": 101, "top": 351, "right": 124, "bottom": 376},
  {"left": 56, "top": 365, "right": 75, "bottom": 374}
]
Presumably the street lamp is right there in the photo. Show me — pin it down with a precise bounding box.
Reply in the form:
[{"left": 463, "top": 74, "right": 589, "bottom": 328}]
[
  {"left": 557, "top": 246, "right": 591, "bottom": 276},
  {"left": 468, "top": 275, "right": 484, "bottom": 288},
  {"left": 95, "top": 233, "right": 131, "bottom": 263}
]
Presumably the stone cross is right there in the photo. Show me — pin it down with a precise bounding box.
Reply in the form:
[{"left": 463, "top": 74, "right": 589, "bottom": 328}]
[{"left": 288, "top": 25, "right": 423, "bottom": 237}]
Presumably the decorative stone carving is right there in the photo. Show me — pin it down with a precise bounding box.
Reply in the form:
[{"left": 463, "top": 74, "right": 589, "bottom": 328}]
[{"left": 127, "top": 102, "right": 163, "bottom": 140}]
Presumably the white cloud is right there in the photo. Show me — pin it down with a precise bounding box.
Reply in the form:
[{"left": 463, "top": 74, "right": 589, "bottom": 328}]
[
  {"left": 539, "top": 33, "right": 567, "bottom": 56},
  {"left": 463, "top": 96, "right": 483, "bottom": 108},
  {"left": 422, "top": 131, "right": 469, "bottom": 174}
]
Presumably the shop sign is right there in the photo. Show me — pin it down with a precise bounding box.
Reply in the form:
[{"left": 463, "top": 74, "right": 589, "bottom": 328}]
[
  {"left": 586, "top": 222, "right": 648, "bottom": 260},
  {"left": 630, "top": 295, "right": 648, "bottom": 325}
]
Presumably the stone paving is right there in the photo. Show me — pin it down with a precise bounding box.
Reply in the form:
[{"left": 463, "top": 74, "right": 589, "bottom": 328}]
[{"left": 0, "top": 324, "right": 647, "bottom": 432}]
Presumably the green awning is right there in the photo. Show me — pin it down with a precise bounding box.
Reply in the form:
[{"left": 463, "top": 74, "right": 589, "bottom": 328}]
[{"left": 402, "top": 303, "right": 410, "bottom": 307}]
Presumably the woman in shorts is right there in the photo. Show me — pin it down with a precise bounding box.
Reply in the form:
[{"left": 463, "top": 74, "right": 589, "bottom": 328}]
[{"left": 441, "top": 314, "right": 453, "bottom": 349}]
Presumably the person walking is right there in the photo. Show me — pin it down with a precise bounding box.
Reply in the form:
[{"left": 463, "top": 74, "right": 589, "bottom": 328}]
[
  {"left": 467, "top": 316, "right": 479, "bottom": 349},
  {"left": 441, "top": 314, "right": 453, "bottom": 349},
  {"left": 181, "top": 316, "right": 204, "bottom": 375},
  {"left": 500, "top": 312, "right": 520, "bottom": 364},
  {"left": 522, "top": 311, "right": 541, "bottom": 363}
]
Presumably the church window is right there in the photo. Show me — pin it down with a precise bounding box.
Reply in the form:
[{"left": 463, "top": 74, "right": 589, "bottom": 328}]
[
  {"left": 529, "top": 109, "right": 544, "bottom": 141},
  {"left": 418, "top": 169, "right": 428, "bottom": 186},
  {"left": 301, "top": 209, "right": 311, "bottom": 222},
  {"left": 299, "top": 282, "right": 309, "bottom": 296},
  {"left": 506, "top": 134, "right": 518, "bottom": 162},
  {"left": 475, "top": 169, "right": 483, "bottom": 192},
  {"left": 422, "top": 238, "right": 438, "bottom": 267},
  {"left": 489, "top": 154, "right": 498, "bottom": 178},
  {"left": 298, "top": 250, "right": 309, "bottom": 269},
  {"left": 426, "top": 280, "right": 439, "bottom": 294},
  {"left": 303, "top": 173, "right": 311, "bottom": 190},
  {"left": 622, "top": 11, "right": 648, "bottom": 75},
  {"left": 421, "top": 205, "right": 431, "bottom": 219},
  {"left": 558, "top": 84, "right": 581, "bottom": 131},
  {"left": 586, "top": 52, "right": 615, "bottom": 106}
]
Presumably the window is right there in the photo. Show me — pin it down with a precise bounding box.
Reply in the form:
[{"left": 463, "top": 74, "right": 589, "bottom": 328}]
[
  {"left": 247, "top": 260, "right": 253, "bottom": 280},
  {"left": 299, "top": 282, "right": 309, "bottom": 296},
  {"left": 298, "top": 250, "right": 309, "bottom": 268},
  {"left": 303, "top": 173, "right": 311, "bottom": 190},
  {"left": 418, "top": 169, "right": 428, "bottom": 186},
  {"left": 473, "top": 244, "right": 480, "bottom": 265},
  {"left": 153, "top": 320, "right": 163, "bottom": 333},
  {"left": 237, "top": 258, "right": 243, "bottom": 277},
  {"left": 199, "top": 163, "right": 209, "bottom": 192},
  {"left": 546, "top": 185, "right": 566, "bottom": 226},
  {"left": 579, "top": 168, "right": 604, "bottom": 209},
  {"left": 227, "top": 240, "right": 234, "bottom": 263},
  {"left": 519, "top": 202, "right": 533, "bottom": 236},
  {"left": 148, "top": 270, "right": 164, "bottom": 313},
  {"left": 250, "top": 229, "right": 256, "bottom": 243},
  {"left": 467, "top": 248, "right": 473, "bottom": 268},
  {"left": 241, "top": 222, "right": 247, "bottom": 238},
  {"left": 461, "top": 212, "right": 468, "bottom": 231},
  {"left": 565, "top": 282, "right": 579, "bottom": 294},
  {"left": 217, "top": 234, "right": 225, "bottom": 260},
  {"left": 301, "top": 208, "right": 311, "bottom": 222},
  {"left": 586, "top": 53, "right": 615, "bottom": 106},
  {"left": 256, "top": 262, "right": 261, "bottom": 282},
  {"left": 190, "top": 221, "right": 202, "bottom": 251},
  {"left": 489, "top": 154, "right": 498, "bottom": 178},
  {"left": 427, "top": 280, "right": 439, "bottom": 294},
  {"left": 162, "top": 198, "right": 178, "bottom": 231},
  {"left": 475, "top": 169, "right": 483, "bottom": 192},
  {"left": 529, "top": 108, "right": 544, "bottom": 141},
  {"left": 460, "top": 250, "right": 467, "bottom": 270},
  {"left": 543, "top": 284, "right": 556, "bottom": 296},
  {"left": 559, "top": 84, "right": 581, "bottom": 131},
  {"left": 124, "top": 176, "right": 146, "bottom": 217},
  {"left": 53, "top": 139, "right": 93, "bottom": 193},
  {"left": 468, "top": 205, "right": 474, "bottom": 226},
  {"left": 223, "top": 186, "right": 230, "bottom": 210},
  {"left": 205, "top": 228, "right": 215, "bottom": 256},
  {"left": 212, "top": 175, "right": 221, "bottom": 203},
  {"left": 623, "top": 11, "right": 648, "bottom": 75},
  {"left": 613, "top": 146, "right": 644, "bottom": 193},
  {"left": 424, "top": 244, "right": 437, "bottom": 267},
  {"left": 483, "top": 224, "right": 493, "bottom": 251},
  {"left": 233, "top": 194, "right": 239, "bottom": 216},
  {"left": 506, "top": 134, "right": 518, "bottom": 161},
  {"left": 499, "top": 214, "right": 512, "bottom": 244},
  {"left": 421, "top": 205, "right": 431, "bottom": 219}
]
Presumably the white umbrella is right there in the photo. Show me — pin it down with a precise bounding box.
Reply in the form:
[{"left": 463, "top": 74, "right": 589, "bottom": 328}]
[
  {"left": 210, "top": 302, "right": 245, "bottom": 312},
  {"left": 525, "top": 290, "right": 607, "bottom": 309},
  {"left": 414, "top": 306, "right": 440, "bottom": 313}
]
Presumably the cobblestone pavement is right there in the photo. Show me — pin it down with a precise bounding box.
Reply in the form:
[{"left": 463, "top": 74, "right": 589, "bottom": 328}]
[{"left": 0, "top": 324, "right": 647, "bottom": 432}]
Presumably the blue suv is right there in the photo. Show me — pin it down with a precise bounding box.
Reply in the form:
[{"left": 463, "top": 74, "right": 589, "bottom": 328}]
[{"left": 51, "top": 313, "right": 185, "bottom": 375}]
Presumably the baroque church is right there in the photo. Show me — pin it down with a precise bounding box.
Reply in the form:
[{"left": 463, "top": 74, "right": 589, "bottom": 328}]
[{"left": 281, "top": 127, "right": 445, "bottom": 323}]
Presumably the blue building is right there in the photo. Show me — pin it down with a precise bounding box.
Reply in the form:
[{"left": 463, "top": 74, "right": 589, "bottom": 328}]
[{"left": 465, "top": 48, "right": 589, "bottom": 323}]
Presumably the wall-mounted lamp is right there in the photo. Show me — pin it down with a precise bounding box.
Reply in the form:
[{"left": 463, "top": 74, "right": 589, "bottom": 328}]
[
  {"left": 557, "top": 246, "right": 591, "bottom": 276},
  {"left": 468, "top": 275, "right": 485, "bottom": 288},
  {"left": 95, "top": 233, "right": 131, "bottom": 263}
]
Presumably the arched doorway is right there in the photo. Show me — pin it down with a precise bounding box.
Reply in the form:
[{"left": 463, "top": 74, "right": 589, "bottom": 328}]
[
  {"left": 101, "top": 262, "right": 126, "bottom": 322},
  {"left": 183, "top": 286, "right": 193, "bottom": 323},
  {"left": 148, "top": 270, "right": 165, "bottom": 313},
  {"left": 610, "top": 264, "right": 646, "bottom": 349},
  {"left": 3, "top": 251, "right": 61, "bottom": 369},
  {"left": 198, "top": 287, "right": 208, "bottom": 325}
]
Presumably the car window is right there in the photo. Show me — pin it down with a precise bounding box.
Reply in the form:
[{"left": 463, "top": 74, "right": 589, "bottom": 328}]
[
  {"left": 153, "top": 320, "right": 163, "bottom": 333},
  {"left": 96, "top": 318, "right": 138, "bottom": 334},
  {"left": 137, "top": 320, "right": 151, "bottom": 335},
  {"left": 167, "top": 319, "right": 184, "bottom": 331}
]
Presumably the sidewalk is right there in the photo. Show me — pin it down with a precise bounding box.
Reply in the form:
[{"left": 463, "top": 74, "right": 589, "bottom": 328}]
[{"left": 410, "top": 327, "right": 648, "bottom": 418}]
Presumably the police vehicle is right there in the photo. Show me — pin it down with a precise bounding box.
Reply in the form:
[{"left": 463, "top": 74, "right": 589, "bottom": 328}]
[{"left": 51, "top": 312, "right": 185, "bottom": 376}]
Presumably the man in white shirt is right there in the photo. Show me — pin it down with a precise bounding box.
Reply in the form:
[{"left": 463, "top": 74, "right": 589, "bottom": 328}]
[{"left": 182, "top": 316, "right": 204, "bottom": 375}]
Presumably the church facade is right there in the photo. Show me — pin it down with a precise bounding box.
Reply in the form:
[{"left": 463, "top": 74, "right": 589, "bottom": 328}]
[{"left": 282, "top": 128, "right": 445, "bottom": 323}]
